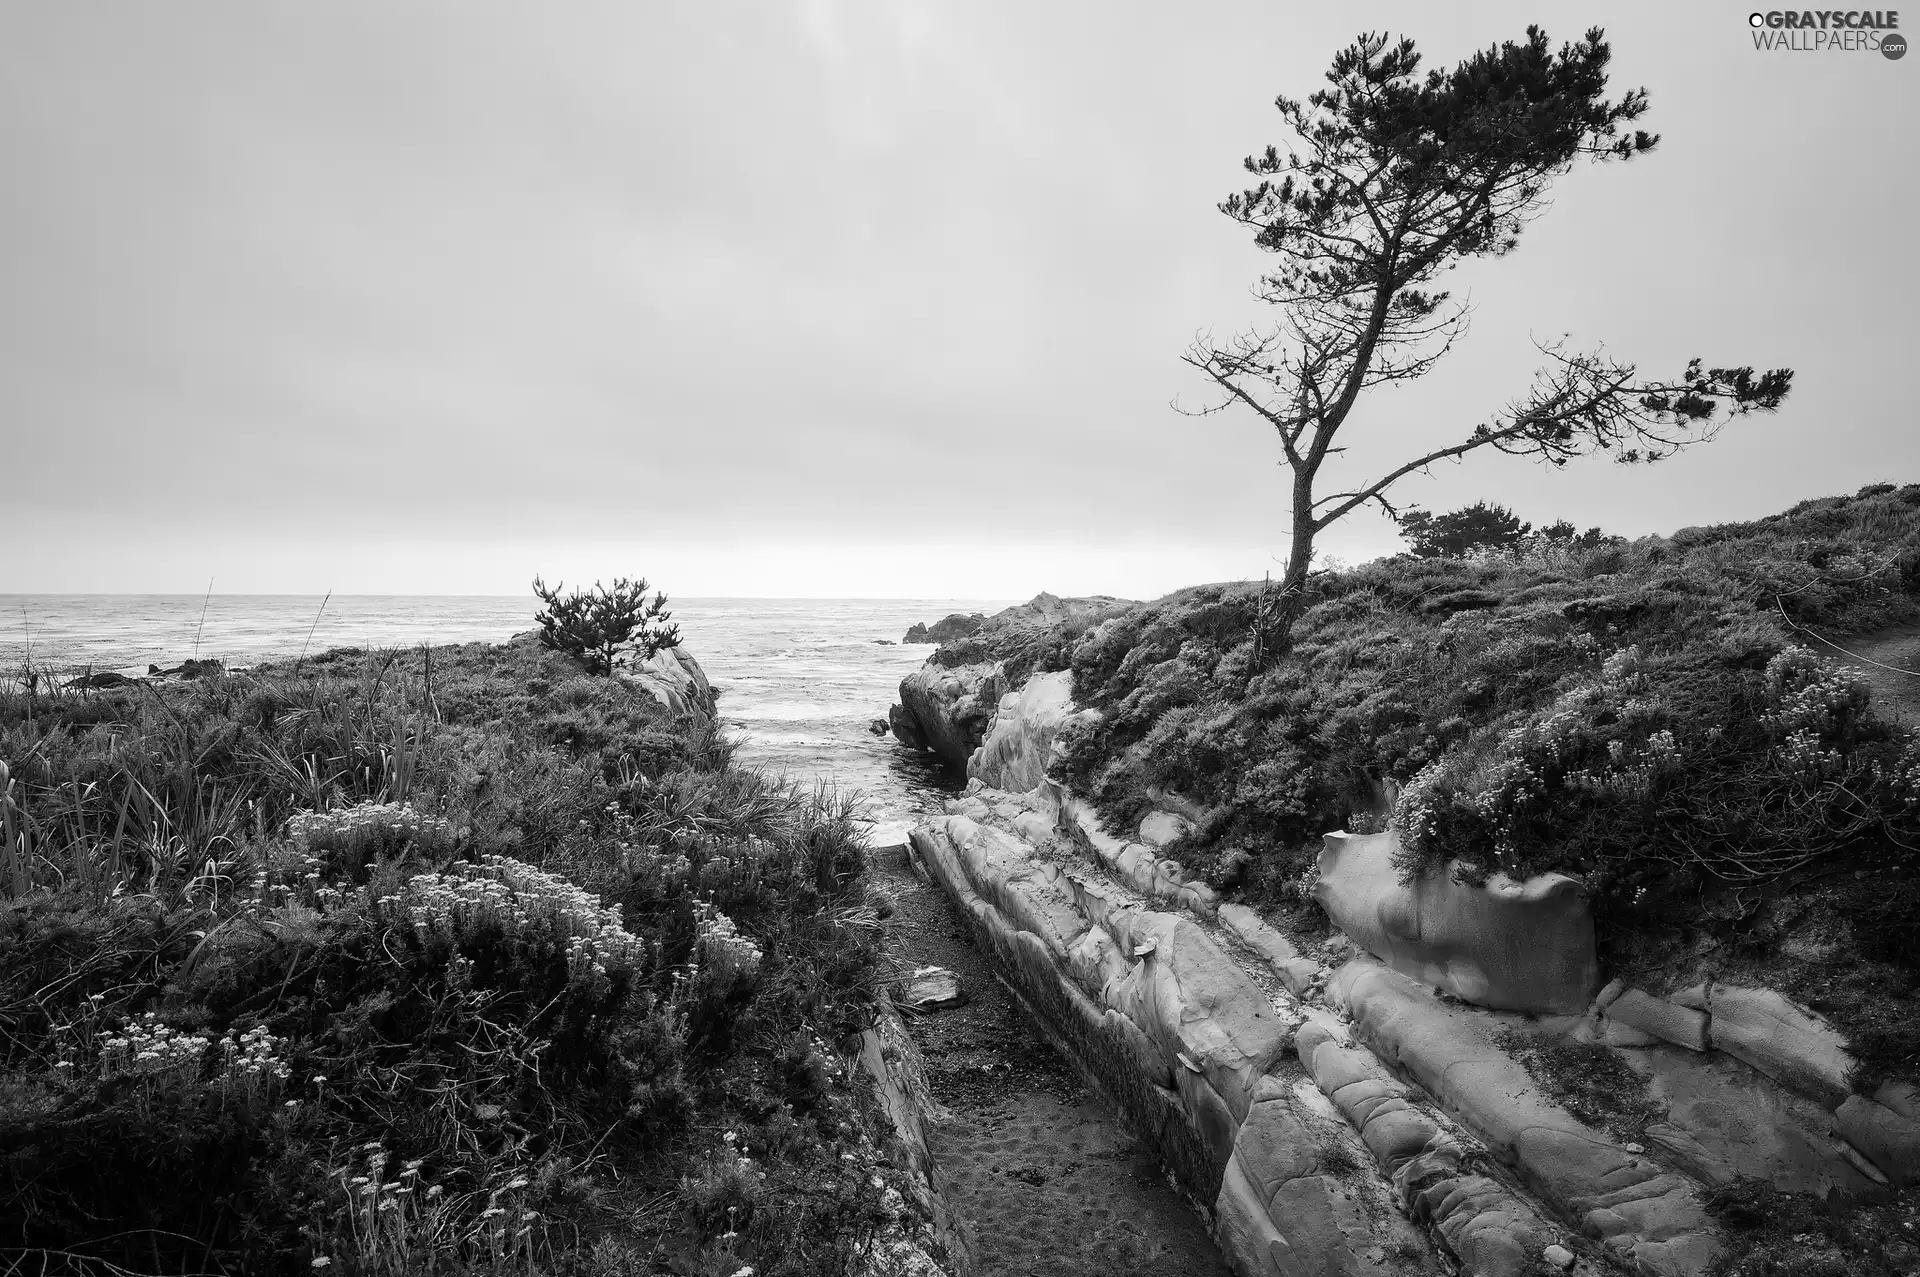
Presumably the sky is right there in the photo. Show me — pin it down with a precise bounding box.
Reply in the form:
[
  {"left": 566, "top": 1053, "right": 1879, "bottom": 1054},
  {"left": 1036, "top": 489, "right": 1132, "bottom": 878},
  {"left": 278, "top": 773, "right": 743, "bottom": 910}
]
[{"left": 2, "top": 2, "right": 1914, "bottom": 599}]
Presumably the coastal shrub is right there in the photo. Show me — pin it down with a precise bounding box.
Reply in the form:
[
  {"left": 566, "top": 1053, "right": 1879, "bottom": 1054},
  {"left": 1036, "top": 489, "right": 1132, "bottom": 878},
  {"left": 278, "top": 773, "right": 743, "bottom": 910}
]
[
  {"left": 0, "top": 637, "right": 894, "bottom": 1275},
  {"left": 964, "top": 484, "right": 1920, "bottom": 953},
  {"left": 531, "top": 575, "right": 682, "bottom": 677}
]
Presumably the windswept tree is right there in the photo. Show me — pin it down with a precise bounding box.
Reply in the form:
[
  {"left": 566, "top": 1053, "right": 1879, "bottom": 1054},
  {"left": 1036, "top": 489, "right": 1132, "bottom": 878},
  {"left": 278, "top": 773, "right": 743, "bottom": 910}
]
[{"left": 1184, "top": 27, "right": 1790, "bottom": 647}]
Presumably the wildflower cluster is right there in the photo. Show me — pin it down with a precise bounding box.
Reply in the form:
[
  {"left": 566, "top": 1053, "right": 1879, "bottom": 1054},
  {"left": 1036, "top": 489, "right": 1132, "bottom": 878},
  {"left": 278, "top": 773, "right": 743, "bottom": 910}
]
[
  {"left": 101, "top": 1012, "right": 212, "bottom": 1085},
  {"left": 315, "top": 1143, "right": 444, "bottom": 1275},
  {"left": 695, "top": 903, "right": 763, "bottom": 989},
  {"left": 1872, "top": 735, "right": 1920, "bottom": 810},
  {"left": 1763, "top": 646, "right": 1872, "bottom": 745},
  {"left": 383, "top": 854, "right": 644, "bottom": 979},
  {"left": 289, "top": 801, "right": 458, "bottom": 864},
  {"left": 216, "top": 1024, "right": 292, "bottom": 1116}
]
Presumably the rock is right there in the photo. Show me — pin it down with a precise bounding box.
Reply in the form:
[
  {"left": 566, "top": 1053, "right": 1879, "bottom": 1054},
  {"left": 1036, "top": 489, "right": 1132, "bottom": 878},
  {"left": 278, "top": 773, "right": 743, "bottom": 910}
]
[
  {"left": 1701, "top": 984, "right": 1855, "bottom": 1108},
  {"left": 1836, "top": 1094, "right": 1920, "bottom": 1185},
  {"left": 1138, "top": 810, "right": 1195, "bottom": 849},
  {"left": 146, "top": 658, "right": 224, "bottom": 680},
  {"left": 1634, "top": 1042, "right": 1881, "bottom": 1198},
  {"left": 1543, "top": 1243, "right": 1575, "bottom": 1270},
  {"left": 66, "top": 670, "right": 137, "bottom": 689},
  {"left": 1314, "top": 829, "right": 1600, "bottom": 1014},
  {"left": 901, "top": 613, "right": 985, "bottom": 646},
  {"left": 887, "top": 703, "right": 928, "bottom": 751},
  {"left": 1327, "top": 956, "right": 1720, "bottom": 1277},
  {"left": 873, "top": 638, "right": 896, "bottom": 645},
  {"left": 868, "top": 718, "right": 889, "bottom": 736},
  {"left": 621, "top": 645, "right": 714, "bottom": 718},
  {"left": 967, "top": 670, "right": 1081, "bottom": 792},
  {"left": 896, "top": 661, "right": 1007, "bottom": 769},
  {"left": 1217, "top": 903, "right": 1322, "bottom": 995},
  {"left": 1100, "top": 912, "right": 1290, "bottom": 1121},
  {"left": 900, "top": 966, "right": 965, "bottom": 1011},
  {"left": 1605, "top": 989, "right": 1710, "bottom": 1052},
  {"left": 1878, "top": 1080, "right": 1920, "bottom": 1119}
]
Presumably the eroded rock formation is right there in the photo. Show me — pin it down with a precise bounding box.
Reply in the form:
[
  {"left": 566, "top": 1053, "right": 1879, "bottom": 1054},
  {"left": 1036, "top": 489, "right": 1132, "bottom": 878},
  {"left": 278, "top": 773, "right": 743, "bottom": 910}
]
[{"left": 896, "top": 647, "right": 1914, "bottom": 1276}]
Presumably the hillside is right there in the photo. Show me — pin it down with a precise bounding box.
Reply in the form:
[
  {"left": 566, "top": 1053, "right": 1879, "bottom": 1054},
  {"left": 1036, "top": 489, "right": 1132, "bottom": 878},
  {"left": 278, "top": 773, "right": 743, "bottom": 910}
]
[{"left": 894, "top": 481, "right": 1920, "bottom": 1095}]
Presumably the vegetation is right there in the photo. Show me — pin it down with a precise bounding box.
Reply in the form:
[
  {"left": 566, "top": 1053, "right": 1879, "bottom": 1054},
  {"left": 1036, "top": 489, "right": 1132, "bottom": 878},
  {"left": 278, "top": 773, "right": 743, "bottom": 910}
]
[
  {"left": 531, "top": 577, "right": 682, "bottom": 677},
  {"left": 0, "top": 632, "right": 931, "bottom": 1276},
  {"left": 934, "top": 483, "right": 1920, "bottom": 1081},
  {"left": 1394, "top": 501, "right": 1615, "bottom": 559},
  {"left": 1183, "top": 27, "right": 1791, "bottom": 647}
]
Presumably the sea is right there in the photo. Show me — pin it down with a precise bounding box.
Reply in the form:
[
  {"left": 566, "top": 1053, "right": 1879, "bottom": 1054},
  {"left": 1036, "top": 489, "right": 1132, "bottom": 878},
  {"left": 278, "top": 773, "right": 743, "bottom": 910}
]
[{"left": 0, "top": 595, "right": 1014, "bottom": 830}]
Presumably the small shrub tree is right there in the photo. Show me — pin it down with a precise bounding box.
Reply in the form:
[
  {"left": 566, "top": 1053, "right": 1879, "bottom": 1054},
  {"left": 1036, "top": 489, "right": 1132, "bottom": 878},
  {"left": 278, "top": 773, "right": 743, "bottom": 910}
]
[
  {"left": 532, "top": 576, "right": 682, "bottom": 676},
  {"left": 1397, "top": 502, "right": 1533, "bottom": 557}
]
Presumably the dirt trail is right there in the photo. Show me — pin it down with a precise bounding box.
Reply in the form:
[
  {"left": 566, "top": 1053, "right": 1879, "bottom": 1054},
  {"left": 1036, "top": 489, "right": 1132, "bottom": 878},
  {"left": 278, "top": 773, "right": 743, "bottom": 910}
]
[
  {"left": 1814, "top": 620, "right": 1920, "bottom": 729},
  {"left": 873, "top": 856, "right": 1231, "bottom": 1277}
]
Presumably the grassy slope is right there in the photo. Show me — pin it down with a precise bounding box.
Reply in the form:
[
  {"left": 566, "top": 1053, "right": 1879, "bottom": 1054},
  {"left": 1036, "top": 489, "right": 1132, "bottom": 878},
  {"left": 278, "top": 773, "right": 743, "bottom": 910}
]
[
  {"left": 1, "top": 636, "right": 922, "bottom": 1277},
  {"left": 945, "top": 483, "right": 1920, "bottom": 1089}
]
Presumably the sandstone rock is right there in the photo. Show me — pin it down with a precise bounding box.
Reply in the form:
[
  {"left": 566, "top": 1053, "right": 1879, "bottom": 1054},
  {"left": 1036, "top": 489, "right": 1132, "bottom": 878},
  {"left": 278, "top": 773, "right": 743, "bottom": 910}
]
[
  {"left": 1314, "top": 829, "right": 1599, "bottom": 1014},
  {"left": 1635, "top": 1045, "right": 1880, "bottom": 1197},
  {"left": 967, "top": 670, "right": 1082, "bottom": 792},
  {"left": 1102, "top": 912, "right": 1290, "bottom": 1122},
  {"left": 1702, "top": 984, "right": 1855, "bottom": 1108},
  {"left": 1837, "top": 1094, "right": 1920, "bottom": 1185},
  {"left": 1605, "top": 989, "right": 1710, "bottom": 1052},
  {"left": 896, "top": 661, "right": 1006, "bottom": 769},
  {"left": 1139, "top": 810, "right": 1195, "bottom": 848},
  {"left": 857, "top": 1002, "right": 978, "bottom": 1274},
  {"left": 1327, "top": 957, "right": 1719, "bottom": 1277},
  {"left": 622, "top": 645, "right": 714, "bottom": 718},
  {"left": 1218, "top": 903, "right": 1323, "bottom": 995}
]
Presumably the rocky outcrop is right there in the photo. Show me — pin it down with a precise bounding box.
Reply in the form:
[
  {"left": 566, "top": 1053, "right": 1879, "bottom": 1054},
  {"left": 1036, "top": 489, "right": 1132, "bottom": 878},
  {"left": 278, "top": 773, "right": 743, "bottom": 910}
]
[
  {"left": 1313, "top": 830, "right": 1599, "bottom": 1015},
  {"left": 967, "top": 670, "right": 1093, "bottom": 792},
  {"left": 623, "top": 644, "right": 714, "bottom": 718},
  {"left": 1328, "top": 957, "right": 1719, "bottom": 1275},
  {"left": 895, "top": 662, "right": 1007, "bottom": 769},
  {"left": 891, "top": 594, "right": 1134, "bottom": 768},
  {"left": 857, "top": 996, "right": 978, "bottom": 1275},
  {"left": 903, "top": 613, "right": 986, "bottom": 645}
]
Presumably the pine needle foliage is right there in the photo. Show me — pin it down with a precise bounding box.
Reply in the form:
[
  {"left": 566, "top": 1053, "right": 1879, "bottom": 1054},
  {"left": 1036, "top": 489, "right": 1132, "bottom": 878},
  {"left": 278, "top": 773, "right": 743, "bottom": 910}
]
[{"left": 531, "top": 577, "right": 682, "bottom": 677}]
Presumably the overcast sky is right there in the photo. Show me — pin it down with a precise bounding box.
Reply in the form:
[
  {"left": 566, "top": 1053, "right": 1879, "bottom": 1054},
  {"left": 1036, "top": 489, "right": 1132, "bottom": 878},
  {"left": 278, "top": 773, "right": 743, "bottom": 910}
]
[{"left": 3, "top": 2, "right": 1913, "bottom": 598}]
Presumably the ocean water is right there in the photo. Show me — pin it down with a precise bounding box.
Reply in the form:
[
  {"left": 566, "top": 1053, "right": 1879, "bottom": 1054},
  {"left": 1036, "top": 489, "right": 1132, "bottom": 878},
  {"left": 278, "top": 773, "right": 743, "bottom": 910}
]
[{"left": 0, "top": 595, "right": 1014, "bottom": 826}]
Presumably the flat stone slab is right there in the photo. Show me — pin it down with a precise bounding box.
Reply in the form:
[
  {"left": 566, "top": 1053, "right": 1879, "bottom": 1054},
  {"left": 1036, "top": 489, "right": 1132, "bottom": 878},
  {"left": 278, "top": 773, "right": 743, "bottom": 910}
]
[{"left": 901, "top": 966, "right": 966, "bottom": 1011}]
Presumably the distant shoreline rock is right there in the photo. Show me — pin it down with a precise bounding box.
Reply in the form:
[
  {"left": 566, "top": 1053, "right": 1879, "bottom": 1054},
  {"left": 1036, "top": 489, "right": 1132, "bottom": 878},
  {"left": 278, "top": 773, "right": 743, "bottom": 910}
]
[{"left": 902, "top": 613, "right": 986, "bottom": 645}]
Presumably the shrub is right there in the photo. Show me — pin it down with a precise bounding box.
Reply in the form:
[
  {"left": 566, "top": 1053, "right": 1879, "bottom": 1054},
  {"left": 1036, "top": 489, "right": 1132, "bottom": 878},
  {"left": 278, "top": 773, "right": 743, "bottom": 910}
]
[{"left": 531, "top": 576, "right": 682, "bottom": 677}]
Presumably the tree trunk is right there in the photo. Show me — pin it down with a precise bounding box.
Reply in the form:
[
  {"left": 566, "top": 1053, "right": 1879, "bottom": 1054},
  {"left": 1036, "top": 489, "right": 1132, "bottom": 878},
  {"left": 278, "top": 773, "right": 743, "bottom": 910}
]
[{"left": 1264, "top": 470, "right": 1320, "bottom": 656}]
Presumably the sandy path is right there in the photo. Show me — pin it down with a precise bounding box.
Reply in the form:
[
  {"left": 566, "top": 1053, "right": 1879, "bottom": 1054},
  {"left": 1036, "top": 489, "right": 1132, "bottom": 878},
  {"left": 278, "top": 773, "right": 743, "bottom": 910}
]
[
  {"left": 1811, "top": 620, "right": 1920, "bottom": 730},
  {"left": 875, "top": 858, "right": 1231, "bottom": 1277}
]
